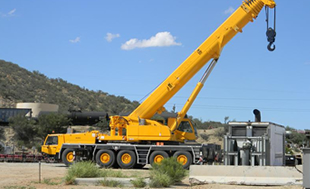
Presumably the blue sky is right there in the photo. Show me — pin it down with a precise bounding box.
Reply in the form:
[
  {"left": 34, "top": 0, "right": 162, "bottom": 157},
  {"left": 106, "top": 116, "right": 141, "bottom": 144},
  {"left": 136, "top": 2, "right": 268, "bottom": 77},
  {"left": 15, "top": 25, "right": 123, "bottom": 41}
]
[{"left": 1, "top": 0, "right": 309, "bottom": 130}]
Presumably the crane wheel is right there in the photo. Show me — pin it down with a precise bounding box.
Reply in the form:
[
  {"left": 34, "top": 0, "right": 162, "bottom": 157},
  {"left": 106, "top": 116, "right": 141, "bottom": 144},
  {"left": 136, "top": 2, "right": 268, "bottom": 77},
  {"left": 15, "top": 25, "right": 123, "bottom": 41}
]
[
  {"left": 149, "top": 151, "right": 169, "bottom": 166},
  {"left": 62, "top": 148, "right": 75, "bottom": 166},
  {"left": 96, "top": 150, "right": 115, "bottom": 168},
  {"left": 116, "top": 150, "right": 136, "bottom": 169},
  {"left": 173, "top": 151, "right": 192, "bottom": 169}
]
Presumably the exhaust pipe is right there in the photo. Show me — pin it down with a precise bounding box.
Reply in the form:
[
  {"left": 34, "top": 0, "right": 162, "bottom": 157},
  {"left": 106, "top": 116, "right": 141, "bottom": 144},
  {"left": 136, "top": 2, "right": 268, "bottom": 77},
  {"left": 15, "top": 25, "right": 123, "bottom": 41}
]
[{"left": 253, "top": 109, "right": 261, "bottom": 122}]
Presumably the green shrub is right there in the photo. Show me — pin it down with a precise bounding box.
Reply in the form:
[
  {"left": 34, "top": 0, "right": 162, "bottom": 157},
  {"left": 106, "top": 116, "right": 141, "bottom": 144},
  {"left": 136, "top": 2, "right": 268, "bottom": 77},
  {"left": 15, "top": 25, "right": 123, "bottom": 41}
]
[
  {"left": 65, "top": 161, "right": 102, "bottom": 185},
  {"left": 43, "top": 178, "right": 61, "bottom": 185},
  {"left": 200, "top": 133, "right": 209, "bottom": 141},
  {"left": 65, "top": 174, "right": 76, "bottom": 185},
  {"left": 130, "top": 177, "right": 146, "bottom": 188},
  {"left": 149, "top": 171, "right": 171, "bottom": 188},
  {"left": 214, "top": 127, "right": 226, "bottom": 139},
  {"left": 99, "top": 179, "right": 123, "bottom": 187},
  {"left": 150, "top": 157, "right": 187, "bottom": 187},
  {"left": 286, "top": 146, "right": 293, "bottom": 154}
]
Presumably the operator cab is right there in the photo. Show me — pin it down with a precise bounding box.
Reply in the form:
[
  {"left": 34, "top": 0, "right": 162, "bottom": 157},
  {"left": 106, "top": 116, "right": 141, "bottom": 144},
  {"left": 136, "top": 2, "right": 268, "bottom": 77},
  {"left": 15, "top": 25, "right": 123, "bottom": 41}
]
[
  {"left": 41, "top": 134, "right": 61, "bottom": 156},
  {"left": 177, "top": 121, "right": 193, "bottom": 133},
  {"left": 173, "top": 118, "right": 197, "bottom": 141}
]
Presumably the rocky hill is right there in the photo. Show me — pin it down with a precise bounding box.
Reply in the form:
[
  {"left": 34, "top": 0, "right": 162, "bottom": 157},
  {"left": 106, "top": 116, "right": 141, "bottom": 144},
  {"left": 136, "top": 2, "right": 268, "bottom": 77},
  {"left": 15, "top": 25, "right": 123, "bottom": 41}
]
[
  {"left": 0, "top": 60, "right": 228, "bottom": 152},
  {"left": 0, "top": 60, "right": 139, "bottom": 114}
]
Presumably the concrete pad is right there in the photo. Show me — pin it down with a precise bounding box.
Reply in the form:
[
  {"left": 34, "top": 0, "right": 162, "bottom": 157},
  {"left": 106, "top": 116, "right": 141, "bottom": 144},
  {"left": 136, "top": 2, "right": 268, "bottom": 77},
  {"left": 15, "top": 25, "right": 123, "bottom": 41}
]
[
  {"left": 75, "top": 177, "right": 150, "bottom": 187},
  {"left": 189, "top": 165, "right": 302, "bottom": 186}
]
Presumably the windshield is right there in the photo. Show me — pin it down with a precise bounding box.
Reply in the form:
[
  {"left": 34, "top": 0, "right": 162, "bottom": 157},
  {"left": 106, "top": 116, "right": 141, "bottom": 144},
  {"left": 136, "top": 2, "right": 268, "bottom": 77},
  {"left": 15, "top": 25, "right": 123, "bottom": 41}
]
[
  {"left": 45, "top": 136, "right": 58, "bottom": 145},
  {"left": 177, "top": 121, "right": 193, "bottom": 133}
]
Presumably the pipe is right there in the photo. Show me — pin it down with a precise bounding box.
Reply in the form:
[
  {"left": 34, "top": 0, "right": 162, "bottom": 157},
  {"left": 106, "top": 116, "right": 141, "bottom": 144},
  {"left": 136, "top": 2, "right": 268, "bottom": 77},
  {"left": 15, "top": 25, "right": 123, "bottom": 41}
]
[{"left": 253, "top": 109, "right": 261, "bottom": 122}]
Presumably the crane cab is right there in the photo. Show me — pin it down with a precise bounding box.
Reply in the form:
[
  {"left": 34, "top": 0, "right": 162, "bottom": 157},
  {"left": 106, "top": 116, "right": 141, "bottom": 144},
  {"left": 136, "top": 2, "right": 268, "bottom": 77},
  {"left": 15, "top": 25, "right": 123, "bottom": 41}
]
[{"left": 167, "top": 118, "right": 197, "bottom": 142}]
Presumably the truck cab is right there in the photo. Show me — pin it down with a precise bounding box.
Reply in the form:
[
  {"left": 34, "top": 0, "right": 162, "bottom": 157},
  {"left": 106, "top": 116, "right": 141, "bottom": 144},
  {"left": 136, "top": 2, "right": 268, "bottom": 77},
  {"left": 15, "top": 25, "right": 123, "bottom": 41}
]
[{"left": 41, "top": 134, "right": 62, "bottom": 157}]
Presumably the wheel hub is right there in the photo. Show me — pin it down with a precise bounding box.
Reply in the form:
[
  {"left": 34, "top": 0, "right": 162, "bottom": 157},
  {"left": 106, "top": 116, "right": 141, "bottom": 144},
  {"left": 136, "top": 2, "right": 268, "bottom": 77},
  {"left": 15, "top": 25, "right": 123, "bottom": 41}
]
[
  {"left": 100, "top": 153, "right": 110, "bottom": 163},
  {"left": 121, "top": 153, "right": 131, "bottom": 164}
]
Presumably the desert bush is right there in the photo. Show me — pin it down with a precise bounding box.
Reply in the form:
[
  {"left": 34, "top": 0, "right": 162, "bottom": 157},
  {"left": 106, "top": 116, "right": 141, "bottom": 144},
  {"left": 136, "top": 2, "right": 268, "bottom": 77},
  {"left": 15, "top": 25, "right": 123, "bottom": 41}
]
[
  {"left": 65, "top": 161, "right": 101, "bottom": 185},
  {"left": 64, "top": 174, "right": 76, "bottom": 185},
  {"left": 150, "top": 157, "right": 187, "bottom": 187},
  {"left": 43, "top": 178, "right": 61, "bottom": 185},
  {"left": 200, "top": 133, "right": 209, "bottom": 141},
  {"left": 99, "top": 179, "right": 123, "bottom": 187},
  {"left": 130, "top": 177, "right": 146, "bottom": 188},
  {"left": 149, "top": 172, "right": 171, "bottom": 188},
  {"left": 214, "top": 127, "right": 226, "bottom": 139},
  {"left": 286, "top": 146, "right": 293, "bottom": 155}
]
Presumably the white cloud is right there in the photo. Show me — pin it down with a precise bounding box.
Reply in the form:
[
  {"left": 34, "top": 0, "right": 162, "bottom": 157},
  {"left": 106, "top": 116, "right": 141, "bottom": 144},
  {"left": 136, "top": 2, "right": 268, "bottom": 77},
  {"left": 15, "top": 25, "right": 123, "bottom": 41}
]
[
  {"left": 121, "top": 32, "right": 181, "bottom": 50},
  {"left": 1, "top": 8, "right": 16, "bottom": 17},
  {"left": 224, "top": 7, "right": 235, "bottom": 14},
  {"left": 105, "top": 33, "right": 120, "bottom": 42},
  {"left": 8, "top": 9, "right": 16, "bottom": 15},
  {"left": 69, "top": 37, "right": 80, "bottom": 43}
]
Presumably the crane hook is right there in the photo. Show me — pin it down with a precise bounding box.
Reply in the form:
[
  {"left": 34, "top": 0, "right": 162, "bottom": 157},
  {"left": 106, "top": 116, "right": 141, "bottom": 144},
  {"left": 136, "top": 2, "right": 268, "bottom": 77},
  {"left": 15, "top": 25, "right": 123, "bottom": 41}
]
[
  {"left": 266, "top": 27, "right": 276, "bottom": 52},
  {"left": 265, "top": 6, "right": 276, "bottom": 52},
  {"left": 267, "top": 42, "right": 275, "bottom": 51}
]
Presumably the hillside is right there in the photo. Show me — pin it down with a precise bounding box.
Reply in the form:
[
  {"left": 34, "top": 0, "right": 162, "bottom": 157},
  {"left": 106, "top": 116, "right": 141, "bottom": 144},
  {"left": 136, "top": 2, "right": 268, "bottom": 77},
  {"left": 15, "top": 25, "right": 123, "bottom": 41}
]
[
  {"left": 0, "top": 60, "right": 228, "bottom": 150},
  {"left": 0, "top": 60, "right": 139, "bottom": 114}
]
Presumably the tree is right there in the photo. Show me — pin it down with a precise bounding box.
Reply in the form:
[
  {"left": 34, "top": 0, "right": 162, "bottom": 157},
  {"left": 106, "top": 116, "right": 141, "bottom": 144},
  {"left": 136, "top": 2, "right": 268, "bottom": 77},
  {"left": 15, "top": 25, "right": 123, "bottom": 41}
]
[
  {"left": 37, "top": 113, "right": 71, "bottom": 140},
  {"left": 0, "top": 127, "right": 5, "bottom": 140},
  {"left": 9, "top": 116, "right": 37, "bottom": 146},
  {"left": 224, "top": 116, "right": 229, "bottom": 124},
  {"left": 171, "top": 104, "right": 176, "bottom": 113},
  {"left": 287, "top": 130, "right": 306, "bottom": 146},
  {"left": 95, "top": 115, "right": 110, "bottom": 132}
]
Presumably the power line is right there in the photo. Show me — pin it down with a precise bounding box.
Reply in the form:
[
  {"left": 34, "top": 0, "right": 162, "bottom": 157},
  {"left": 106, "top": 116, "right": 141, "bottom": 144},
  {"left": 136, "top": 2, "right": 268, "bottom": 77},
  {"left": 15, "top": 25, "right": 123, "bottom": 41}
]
[
  {"left": 165, "top": 103, "right": 310, "bottom": 113},
  {"left": 121, "top": 93, "right": 310, "bottom": 102},
  {"left": 173, "top": 96, "right": 310, "bottom": 101}
]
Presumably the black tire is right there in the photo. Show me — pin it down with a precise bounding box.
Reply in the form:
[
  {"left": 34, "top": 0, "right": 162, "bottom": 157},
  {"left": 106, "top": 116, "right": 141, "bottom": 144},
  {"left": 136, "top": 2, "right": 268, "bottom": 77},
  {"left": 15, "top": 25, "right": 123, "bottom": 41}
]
[
  {"left": 62, "top": 148, "right": 75, "bottom": 166},
  {"left": 149, "top": 151, "right": 169, "bottom": 166},
  {"left": 116, "top": 150, "right": 136, "bottom": 169},
  {"left": 173, "top": 151, "right": 192, "bottom": 169},
  {"left": 95, "top": 149, "right": 115, "bottom": 168}
]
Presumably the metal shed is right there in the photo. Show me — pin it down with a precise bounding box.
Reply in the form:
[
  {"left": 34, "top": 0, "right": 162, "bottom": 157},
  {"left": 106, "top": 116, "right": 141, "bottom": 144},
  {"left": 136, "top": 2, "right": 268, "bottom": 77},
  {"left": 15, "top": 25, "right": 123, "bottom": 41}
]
[{"left": 223, "top": 121, "right": 285, "bottom": 166}]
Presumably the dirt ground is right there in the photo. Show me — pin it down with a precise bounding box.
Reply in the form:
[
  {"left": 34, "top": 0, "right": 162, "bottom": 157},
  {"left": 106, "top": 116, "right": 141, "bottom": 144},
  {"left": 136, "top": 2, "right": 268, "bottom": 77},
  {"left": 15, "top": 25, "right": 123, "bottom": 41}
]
[{"left": 0, "top": 162, "right": 303, "bottom": 189}]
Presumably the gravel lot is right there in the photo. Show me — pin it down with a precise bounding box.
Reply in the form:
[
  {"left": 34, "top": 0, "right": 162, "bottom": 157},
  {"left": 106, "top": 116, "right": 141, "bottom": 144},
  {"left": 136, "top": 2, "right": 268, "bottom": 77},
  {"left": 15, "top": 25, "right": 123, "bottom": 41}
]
[{"left": 0, "top": 162, "right": 303, "bottom": 189}]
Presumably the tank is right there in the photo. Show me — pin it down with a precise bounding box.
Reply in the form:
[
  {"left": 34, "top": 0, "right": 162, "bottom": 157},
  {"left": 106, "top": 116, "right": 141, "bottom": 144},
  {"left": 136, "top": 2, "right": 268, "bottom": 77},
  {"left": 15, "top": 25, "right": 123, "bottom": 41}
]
[
  {"left": 68, "top": 111, "right": 108, "bottom": 125},
  {"left": 16, "top": 103, "right": 59, "bottom": 118}
]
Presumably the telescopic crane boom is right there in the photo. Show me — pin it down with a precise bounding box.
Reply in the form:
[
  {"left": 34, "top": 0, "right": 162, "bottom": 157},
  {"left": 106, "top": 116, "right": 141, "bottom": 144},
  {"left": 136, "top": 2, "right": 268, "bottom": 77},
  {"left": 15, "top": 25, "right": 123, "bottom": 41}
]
[{"left": 109, "top": 0, "right": 276, "bottom": 142}]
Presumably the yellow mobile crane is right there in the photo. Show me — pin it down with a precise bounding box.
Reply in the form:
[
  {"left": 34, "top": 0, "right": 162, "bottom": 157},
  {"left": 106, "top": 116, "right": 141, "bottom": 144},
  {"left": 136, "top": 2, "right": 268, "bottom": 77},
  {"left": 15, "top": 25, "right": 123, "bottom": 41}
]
[{"left": 42, "top": 0, "right": 276, "bottom": 169}]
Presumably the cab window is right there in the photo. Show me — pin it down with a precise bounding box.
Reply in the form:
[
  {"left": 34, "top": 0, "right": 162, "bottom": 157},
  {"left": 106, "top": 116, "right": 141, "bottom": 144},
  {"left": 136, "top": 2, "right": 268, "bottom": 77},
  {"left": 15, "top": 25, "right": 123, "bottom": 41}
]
[
  {"left": 45, "top": 136, "right": 58, "bottom": 145},
  {"left": 177, "top": 121, "right": 193, "bottom": 133}
]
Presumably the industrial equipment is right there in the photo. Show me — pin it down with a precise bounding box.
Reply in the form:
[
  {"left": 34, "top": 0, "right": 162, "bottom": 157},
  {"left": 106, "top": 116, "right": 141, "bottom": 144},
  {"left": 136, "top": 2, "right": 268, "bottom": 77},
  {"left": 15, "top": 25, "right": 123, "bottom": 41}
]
[
  {"left": 302, "top": 148, "right": 310, "bottom": 189},
  {"left": 0, "top": 108, "right": 31, "bottom": 125},
  {"left": 42, "top": 0, "right": 277, "bottom": 169},
  {"left": 223, "top": 110, "right": 285, "bottom": 166}
]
